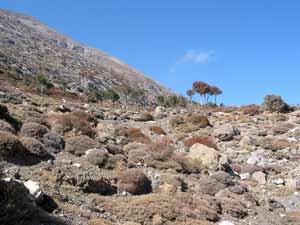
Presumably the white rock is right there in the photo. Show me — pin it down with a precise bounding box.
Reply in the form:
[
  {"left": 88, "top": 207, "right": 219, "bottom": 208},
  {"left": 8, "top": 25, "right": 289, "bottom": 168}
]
[
  {"left": 272, "top": 178, "right": 285, "bottom": 185},
  {"left": 24, "top": 180, "right": 44, "bottom": 203},
  {"left": 240, "top": 173, "right": 251, "bottom": 180},
  {"left": 252, "top": 171, "right": 267, "bottom": 185},
  {"left": 219, "top": 221, "right": 235, "bottom": 225},
  {"left": 73, "top": 163, "right": 81, "bottom": 168},
  {"left": 85, "top": 148, "right": 107, "bottom": 156},
  {"left": 247, "top": 153, "right": 265, "bottom": 165}
]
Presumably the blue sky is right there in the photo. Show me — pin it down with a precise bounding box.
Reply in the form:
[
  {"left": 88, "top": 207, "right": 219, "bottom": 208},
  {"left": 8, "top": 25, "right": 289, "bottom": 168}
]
[{"left": 1, "top": 1, "right": 300, "bottom": 105}]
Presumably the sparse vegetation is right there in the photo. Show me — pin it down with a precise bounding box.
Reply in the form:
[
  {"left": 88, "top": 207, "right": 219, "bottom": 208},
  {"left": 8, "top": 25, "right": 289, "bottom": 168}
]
[
  {"left": 157, "top": 95, "right": 187, "bottom": 107},
  {"left": 48, "top": 111, "right": 96, "bottom": 137},
  {"left": 87, "top": 88, "right": 120, "bottom": 102},
  {"left": 35, "top": 74, "right": 53, "bottom": 94}
]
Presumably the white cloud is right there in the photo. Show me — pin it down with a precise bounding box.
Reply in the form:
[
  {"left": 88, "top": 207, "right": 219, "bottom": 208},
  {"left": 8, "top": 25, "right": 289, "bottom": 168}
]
[
  {"left": 170, "top": 49, "right": 214, "bottom": 73},
  {"left": 182, "top": 49, "right": 214, "bottom": 64}
]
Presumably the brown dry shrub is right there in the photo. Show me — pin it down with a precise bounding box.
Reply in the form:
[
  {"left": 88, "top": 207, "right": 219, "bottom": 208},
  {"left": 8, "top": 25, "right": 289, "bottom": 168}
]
[
  {"left": 176, "top": 123, "right": 200, "bottom": 133},
  {"left": 146, "top": 142, "right": 174, "bottom": 161},
  {"left": 184, "top": 114, "right": 210, "bottom": 128},
  {"left": 116, "top": 127, "right": 151, "bottom": 144},
  {"left": 65, "top": 135, "right": 100, "bottom": 156},
  {"left": 48, "top": 111, "right": 95, "bottom": 137},
  {"left": 0, "top": 131, "right": 24, "bottom": 158},
  {"left": 93, "top": 193, "right": 219, "bottom": 224},
  {"left": 172, "top": 153, "right": 204, "bottom": 174},
  {"left": 169, "top": 115, "right": 184, "bottom": 128},
  {"left": 183, "top": 135, "right": 217, "bottom": 149},
  {"left": 118, "top": 169, "right": 152, "bottom": 195},
  {"left": 136, "top": 112, "right": 154, "bottom": 122},
  {"left": 20, "top": 122, "right": 49, "bottom": 140},
  {"left": 20, "top": 136, "right": 49, "bottom": 158},
  {"left": 149, "top": 126, "right": 166, "bottom": 135},
  {"left": 0, "top": 120, "right": 15, "bottom": 133},
  {"left": 241, "top": 104, "right": 259, "bottom": 116},
  {"left": 24, "top": 116, "right": 50, "bottom": 128},
  {"left": 45, "top": 87, "right": 80, "bottom": 100}
]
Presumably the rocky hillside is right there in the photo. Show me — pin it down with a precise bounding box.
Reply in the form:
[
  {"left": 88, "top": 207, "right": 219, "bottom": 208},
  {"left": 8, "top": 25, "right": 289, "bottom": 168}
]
[
  {"left": 0, "top": 9, "right": 173, "bottom": 105},
  {"left": 1, "top": 81, "right": 300, "bottom": 225},
  {"left": 3, "top": 8, "right": 300, "bottom": 225}
]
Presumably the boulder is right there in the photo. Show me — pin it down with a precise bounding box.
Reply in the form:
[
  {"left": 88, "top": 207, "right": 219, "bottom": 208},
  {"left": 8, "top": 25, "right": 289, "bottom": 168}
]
[
  {"left": 24, "top": 180, "right": 44, "bottom": 203},
  {"left": 197, "top": 171, "right": 234, "bottom": 196},
  {"left": 213, "top": 124, "right": 240, "bottom": 142},
  {"left": 0, "top": 178, "right": 64, "bottom": 225},
  {"left": 186, "top": 143, "right": 220, "bottom": 170}
]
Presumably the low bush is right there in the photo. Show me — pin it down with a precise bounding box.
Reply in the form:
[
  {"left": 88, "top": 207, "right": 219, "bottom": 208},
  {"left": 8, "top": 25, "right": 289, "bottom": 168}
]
[
  {"left": 116, "top": 127, "right": 151, "bottom": 144},
  {"left": 0, "top": 131, "right": 24, "bottom": 158},
  {"left": 20, "top": 122, "right": 49, "bottom": 140},
  {"left": 184, "top": 114, "right": 211, "bottom": 128},
  {"left": 241, "top": 104, "right": 259, "bottom": 116},
  {"left": 65, "top": 135, "right": 99, "bottom": 156},
  {"left": 48, "top": 111, "right": 96, "bottom": 137},
  {"left": 183, "top": 135, "right": 217, "bottom": 149},
  {"left": 20, "top": 136, "right": 49, "bottom": 158},
  {"left": 87, "top": 88, "right": 120, "bottom": 102},
  {"left": 157, "top": 95, "right": 187, "bottom": 107},
  {"left": 146, "top": 142, "right": 174, "bottom": 161},
  {"left": 118, "top": 169, "right": 152, "bottom": 195},
  {"left": 172, "top": 153, "right": 204, "bottom": 174},
  {"left": 149, "top": 126, "right": 166, "bottom": 135},
  {"left": 135, "top": 112, "right": 154, "bottom": 122}
]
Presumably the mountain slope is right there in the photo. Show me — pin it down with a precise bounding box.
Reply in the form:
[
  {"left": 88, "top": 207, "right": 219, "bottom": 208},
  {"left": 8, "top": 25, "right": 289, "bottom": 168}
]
[{"left": 0, "top": 9, "right": 173, "bottom": 104}]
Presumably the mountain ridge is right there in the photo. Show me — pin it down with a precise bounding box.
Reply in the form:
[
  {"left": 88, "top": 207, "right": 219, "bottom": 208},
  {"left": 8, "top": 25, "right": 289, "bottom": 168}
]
[{"left": 0, "top": 8, "right": 173, "bottom": 104}]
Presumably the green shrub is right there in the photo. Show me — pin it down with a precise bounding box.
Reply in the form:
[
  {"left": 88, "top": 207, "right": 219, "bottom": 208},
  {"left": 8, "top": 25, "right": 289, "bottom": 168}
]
[
  {"left": 157, "top": 95, "right": 187, "bottom": 107},
  {"left": 87, "top": 88, "right": 120, "bottom": 102},
  {"left": 35, "top": 74, "right": 53, "bottom": 94}
]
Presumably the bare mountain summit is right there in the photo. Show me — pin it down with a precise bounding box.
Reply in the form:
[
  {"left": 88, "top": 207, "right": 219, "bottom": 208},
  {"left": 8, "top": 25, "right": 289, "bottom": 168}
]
[{"left": 0, "top": 9, "right": 173, "bottom": 104}]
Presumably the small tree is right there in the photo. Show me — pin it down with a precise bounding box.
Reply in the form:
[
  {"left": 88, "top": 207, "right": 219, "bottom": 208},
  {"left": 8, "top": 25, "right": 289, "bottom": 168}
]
[
  {"left": 186, "top": 89, "right": 195, "bottom": 100},
  {"left": 192, "top": 81, "right": 210, "bottom": 105},
  {"left": 209, "top": 86, "right": 222, "bottom": 104}
]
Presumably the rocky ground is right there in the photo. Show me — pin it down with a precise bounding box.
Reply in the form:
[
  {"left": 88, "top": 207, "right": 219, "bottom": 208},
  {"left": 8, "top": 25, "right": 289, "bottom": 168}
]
[{"left": 1, "top": 85, "right": 300, "bottom": 225}]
